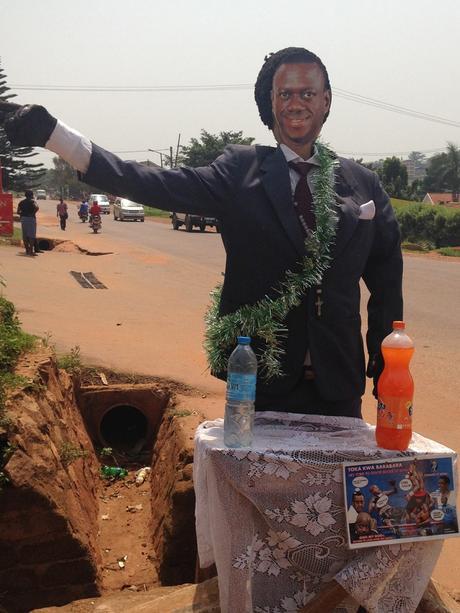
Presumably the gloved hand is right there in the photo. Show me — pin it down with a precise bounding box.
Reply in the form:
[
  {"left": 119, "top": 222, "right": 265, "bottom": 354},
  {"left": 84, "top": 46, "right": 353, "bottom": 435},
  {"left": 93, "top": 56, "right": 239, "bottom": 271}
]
[
  {"left": 366, "top": 352, "right": 384, "bottom": 399},
  {"left": 0, "top": 102, "right": 57, "bottom": 147}
]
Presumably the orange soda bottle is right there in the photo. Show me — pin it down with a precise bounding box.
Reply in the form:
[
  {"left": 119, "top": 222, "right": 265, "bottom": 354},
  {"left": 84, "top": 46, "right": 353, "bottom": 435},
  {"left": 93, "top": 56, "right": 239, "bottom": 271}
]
[{"left": 376, "top": 321, "right": 414, "bottom": 451}]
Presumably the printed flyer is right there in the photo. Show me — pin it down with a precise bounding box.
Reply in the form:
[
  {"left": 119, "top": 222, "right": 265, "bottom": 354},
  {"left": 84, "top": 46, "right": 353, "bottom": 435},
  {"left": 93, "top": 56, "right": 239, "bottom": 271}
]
[{"left": 343, "top": 454, "right": 458, "bottom": 549}]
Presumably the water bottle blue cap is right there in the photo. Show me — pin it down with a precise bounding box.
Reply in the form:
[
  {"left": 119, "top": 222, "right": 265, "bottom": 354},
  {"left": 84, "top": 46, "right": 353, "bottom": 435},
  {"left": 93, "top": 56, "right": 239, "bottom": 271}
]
[{"left": 237, "top": 336, "right": 251, "bottom": 344}]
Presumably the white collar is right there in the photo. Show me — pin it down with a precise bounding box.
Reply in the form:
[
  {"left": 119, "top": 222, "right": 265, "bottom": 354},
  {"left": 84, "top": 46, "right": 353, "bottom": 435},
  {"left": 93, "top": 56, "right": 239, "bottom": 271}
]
[{"left": 279, "top": 143, "right": 321, "bottom": 167}]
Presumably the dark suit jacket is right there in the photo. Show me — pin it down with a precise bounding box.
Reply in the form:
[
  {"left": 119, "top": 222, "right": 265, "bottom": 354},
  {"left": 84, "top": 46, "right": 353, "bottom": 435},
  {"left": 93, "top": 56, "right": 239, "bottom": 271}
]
[{"left": 82, "top": 143, "right": 403, "bottom": 405}]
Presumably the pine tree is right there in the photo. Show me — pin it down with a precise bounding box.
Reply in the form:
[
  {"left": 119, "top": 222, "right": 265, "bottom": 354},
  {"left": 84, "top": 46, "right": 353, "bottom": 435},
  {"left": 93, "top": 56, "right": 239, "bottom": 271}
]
[{"left": 0, "top": 59, "right": 45, "bottom": 192}]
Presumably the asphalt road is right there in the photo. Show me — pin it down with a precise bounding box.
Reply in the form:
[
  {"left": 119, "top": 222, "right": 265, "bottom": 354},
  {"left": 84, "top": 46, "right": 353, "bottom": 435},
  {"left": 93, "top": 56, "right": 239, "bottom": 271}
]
[
  {"left": 7, "top": 199, "right": 460, "bottom": 438},
  {"left": 3, "top": 198, "right": 460, "bottom": 589}
]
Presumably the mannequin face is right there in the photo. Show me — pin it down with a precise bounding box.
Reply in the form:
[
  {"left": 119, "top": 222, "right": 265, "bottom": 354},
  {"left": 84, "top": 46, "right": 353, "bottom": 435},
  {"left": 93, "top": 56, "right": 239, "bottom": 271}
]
[{"left": 271, "top": 62, "right": 331, "bottom": 158}]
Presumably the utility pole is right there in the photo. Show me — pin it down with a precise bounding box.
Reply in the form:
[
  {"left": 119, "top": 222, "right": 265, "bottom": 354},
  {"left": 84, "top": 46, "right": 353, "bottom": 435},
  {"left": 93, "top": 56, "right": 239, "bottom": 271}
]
[
  {"left": 170, "top": 146, "right": 174, "bottom": 168},
  {"left": 175, "top": 133, "right": 181, "bottom": 168},
  {"left": 148, "top": 148, "right": 164, "bottom": 168}
]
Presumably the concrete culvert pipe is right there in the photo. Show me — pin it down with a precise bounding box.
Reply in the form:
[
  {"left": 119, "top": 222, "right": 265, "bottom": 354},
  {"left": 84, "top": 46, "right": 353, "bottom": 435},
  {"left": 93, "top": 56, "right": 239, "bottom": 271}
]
[{"left": 99, "top": 404, "right": 148, "bottom": 453}]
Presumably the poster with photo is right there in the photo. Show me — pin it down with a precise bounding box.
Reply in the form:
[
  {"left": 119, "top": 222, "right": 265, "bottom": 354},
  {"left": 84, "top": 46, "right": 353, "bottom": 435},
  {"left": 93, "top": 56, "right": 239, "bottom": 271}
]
[{"left": 343, "top": 454, "right": 458, "bottom": 549}]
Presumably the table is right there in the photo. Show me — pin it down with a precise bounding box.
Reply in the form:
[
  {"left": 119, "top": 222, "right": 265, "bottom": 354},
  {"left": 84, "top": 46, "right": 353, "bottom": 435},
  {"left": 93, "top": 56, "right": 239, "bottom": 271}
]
[{"left": 194, "top": 412, "right": 454, "bottom": 613}]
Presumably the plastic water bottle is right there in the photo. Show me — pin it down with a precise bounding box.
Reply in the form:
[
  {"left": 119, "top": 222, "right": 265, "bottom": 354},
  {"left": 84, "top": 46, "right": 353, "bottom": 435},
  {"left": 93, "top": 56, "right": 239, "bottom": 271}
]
[
  {"left": 224, "top": 336, "right": 258, "bottom": 448},
  {"left": 376, "top": 321, "right": 414, "bottom": 451}
]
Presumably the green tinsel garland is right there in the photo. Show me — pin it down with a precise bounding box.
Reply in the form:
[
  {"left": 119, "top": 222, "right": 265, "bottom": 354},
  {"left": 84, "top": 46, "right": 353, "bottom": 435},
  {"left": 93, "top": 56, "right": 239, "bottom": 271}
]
[{"left": 204, "top": 142, "right": 339, "bottom": 379}]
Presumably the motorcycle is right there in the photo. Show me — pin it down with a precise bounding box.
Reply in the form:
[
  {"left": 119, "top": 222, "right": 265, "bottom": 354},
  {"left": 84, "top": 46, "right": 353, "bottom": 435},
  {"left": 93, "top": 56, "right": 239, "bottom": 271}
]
[
  {"left": 78, "top": 209, "right": 88, "bottom": 223},
  {"left": 89, "top": 214, "right": 102, "bottom": 234}
]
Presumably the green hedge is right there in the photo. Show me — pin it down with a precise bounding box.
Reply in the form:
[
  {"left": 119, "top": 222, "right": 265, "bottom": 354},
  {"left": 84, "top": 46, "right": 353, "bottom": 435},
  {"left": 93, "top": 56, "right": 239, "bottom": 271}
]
[{"left": 391, "top": 201, "right": 460, "bottom": 248}]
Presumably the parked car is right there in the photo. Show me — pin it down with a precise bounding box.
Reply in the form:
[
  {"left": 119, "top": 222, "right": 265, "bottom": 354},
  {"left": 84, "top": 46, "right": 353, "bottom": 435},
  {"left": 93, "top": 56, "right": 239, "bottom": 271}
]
[
  {"left": 113, "top": 198, "right": 145, "bottom": 222},
  {"left": 171, "top": 212, "right": 220, "bottom": 233},
  {"left": 35, "top": 189, "right": 47, "bottom": 200},
  {"left": 88, "top": 194, "right": 111, "bottom": 215}
]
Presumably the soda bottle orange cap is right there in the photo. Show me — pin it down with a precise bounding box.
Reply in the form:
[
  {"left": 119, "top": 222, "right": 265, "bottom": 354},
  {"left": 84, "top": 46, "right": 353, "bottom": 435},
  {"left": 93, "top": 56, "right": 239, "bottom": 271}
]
[{"left": 393, "top": 321, "right": 405, "bottom": 330}]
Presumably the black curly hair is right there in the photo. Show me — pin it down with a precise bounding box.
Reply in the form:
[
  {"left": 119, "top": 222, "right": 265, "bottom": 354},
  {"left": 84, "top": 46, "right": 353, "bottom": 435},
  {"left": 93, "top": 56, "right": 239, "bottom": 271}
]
[{"left": 254, "top": 47, "right": 331, "bottom": 130}]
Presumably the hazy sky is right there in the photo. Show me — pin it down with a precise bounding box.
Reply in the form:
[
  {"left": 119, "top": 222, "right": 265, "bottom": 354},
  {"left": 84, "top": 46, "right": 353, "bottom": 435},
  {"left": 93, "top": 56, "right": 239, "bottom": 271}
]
[{"left": 1, "top": 0, "right": 459, "bottom": 168}]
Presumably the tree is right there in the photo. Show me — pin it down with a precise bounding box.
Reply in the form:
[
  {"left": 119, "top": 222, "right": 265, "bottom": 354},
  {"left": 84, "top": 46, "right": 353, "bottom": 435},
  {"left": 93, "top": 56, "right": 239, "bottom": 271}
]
[
  {"left": 408, "top": 151, "right": 426, "bottom": 171},
  {"left": 423, "top": 152, "right": 448, "bottom": 193},
  {"left": 179, "top": 130, "right": 254, "bottom": 167},
  {"left": 0, "top": 59, "right": 45, "bottom": 192},
  {"left": 422, "top": 144, "right": 460, "bottom": 201},
  {"left": 352, "top": 158, "right": 378, "bottom": 172},
  {"left": 45, "top": 156, "right": 94, "bottom": 199},
  {"left": 443, "top": 142, "right": 460, "bottom": 202},
  {"left": 379, "top": 156, "right": 408, "bottom": 198}
]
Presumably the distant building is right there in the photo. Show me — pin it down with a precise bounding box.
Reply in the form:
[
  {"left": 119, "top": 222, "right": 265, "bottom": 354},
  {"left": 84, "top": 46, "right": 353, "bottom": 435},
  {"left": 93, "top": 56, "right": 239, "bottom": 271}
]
[
  {"left": 422, "top": 192, "right": 457, "bottom": 205},
  {"left": 402, "top": 158, "right": 427, "bottom": 184}
]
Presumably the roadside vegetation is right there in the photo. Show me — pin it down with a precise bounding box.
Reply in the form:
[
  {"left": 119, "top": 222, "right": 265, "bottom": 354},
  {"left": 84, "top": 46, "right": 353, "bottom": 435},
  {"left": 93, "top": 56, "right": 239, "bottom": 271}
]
[
  {"left": 56, "top": 345, "right": 82, "bottom": 373},
  {"left": 391, "top": 198, "right": 460, "bottom": 255},
  {"left": 0, "top": 296, "right": 36, "bottom": 488},
  {"left": 0, "top": 226, "right": 22, "bottom": 246},
  {"left": 59, "top": 442, "right": 88, "bottom": 467},
  {"left": 143, "top": 207, "right": 170, "bottom": 218},
  {"left": 0, "top": 296, "right": 36, "bottom": 407}
]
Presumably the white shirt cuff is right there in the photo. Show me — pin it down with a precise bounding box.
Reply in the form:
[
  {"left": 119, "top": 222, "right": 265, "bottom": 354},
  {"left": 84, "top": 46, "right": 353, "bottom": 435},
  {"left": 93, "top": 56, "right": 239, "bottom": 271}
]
[{"left": 45, "top": 119, "right": 92, "bottom": 174}]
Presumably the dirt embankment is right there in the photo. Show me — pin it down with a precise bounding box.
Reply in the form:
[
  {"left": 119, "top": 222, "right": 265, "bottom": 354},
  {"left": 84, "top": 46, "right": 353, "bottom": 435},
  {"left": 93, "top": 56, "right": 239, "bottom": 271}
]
[
  {"left": 0, "top": 347, "right": 208, "bottom": 612},
  {"left": 0, "top": 349, "right": 102, "bottom": 612}
]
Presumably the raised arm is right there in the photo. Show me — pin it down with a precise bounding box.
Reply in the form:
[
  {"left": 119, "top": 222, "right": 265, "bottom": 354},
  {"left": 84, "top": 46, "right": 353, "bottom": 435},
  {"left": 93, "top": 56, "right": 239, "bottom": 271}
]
[{"left": 0, "top": 102, "right": 237, "bottom": 218}]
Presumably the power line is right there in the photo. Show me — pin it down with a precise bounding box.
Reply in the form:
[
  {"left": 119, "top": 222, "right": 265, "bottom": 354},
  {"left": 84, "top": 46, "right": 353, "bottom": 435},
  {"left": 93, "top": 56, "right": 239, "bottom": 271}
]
[
  {"left": 9, "top": 81, "right": 460, "bottom": 128},
  {"left": 10, "top": 83, "right": 251, "bottom": 92},
  {"left": 334, "top": 88, "right": 460, "bottom": 128},
  {"left": 336, "top": 147, "right": 447, "bottom": 157},
  {"left": 111, "top": 148, "right": 170, "bottom": 154}
]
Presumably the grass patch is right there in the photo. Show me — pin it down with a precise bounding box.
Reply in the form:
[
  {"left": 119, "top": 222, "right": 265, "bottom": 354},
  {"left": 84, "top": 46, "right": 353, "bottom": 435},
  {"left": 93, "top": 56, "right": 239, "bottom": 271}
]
[
  {"left": 57, "top": 345, "right": 82, "bottom": 373},
  {"left": 0, "top": 297, "right": 36, "bottom": 371},
  {"left": 0, "top": 227, "right": 22, "bottom": 245},
  {"left": 60, "top": 442, "right": 88, "bottom": 467},
  {"left": 0, "top": 296, "right": 36, "bottom": 424},
  {"left": 0, "top": 440, "right": 17, "bottom": 490},
  {"left": 143, "top": 207, "right": 170, "bottom": 218},
  {"left": 171, "top": 409, "right": 193, "bottom": 418},
  {"left": 437, "top": 247, "right": 460, "bottom": 257},
  {"left": 391, "top": 198, "right": 455, "bottom": 214},
  {"left": 391, "top": 198, "right": 421, "bottom": 208}
]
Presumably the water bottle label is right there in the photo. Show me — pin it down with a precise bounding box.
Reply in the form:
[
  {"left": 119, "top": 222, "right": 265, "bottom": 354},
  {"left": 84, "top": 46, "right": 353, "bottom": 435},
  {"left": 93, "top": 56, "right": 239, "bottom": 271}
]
[
  {"left": 377, "top": 396, "right": 413, "bottom": 429},
  {"left": 226, "top": 373, "right": 256, "bottom": 402}
]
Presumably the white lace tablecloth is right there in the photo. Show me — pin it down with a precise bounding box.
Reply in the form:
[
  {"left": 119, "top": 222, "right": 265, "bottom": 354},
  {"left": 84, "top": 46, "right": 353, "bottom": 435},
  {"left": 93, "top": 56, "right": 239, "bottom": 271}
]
[{"left": 194, "top": 412, "right": 453, "bottom": 613}]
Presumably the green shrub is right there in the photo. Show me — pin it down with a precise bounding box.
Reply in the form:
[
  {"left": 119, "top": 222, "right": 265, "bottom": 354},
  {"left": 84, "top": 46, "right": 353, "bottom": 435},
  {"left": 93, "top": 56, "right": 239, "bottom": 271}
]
[
  {"left": 437, "top": 247, "right": 460, "bottom": 257},
  {"left": 57, "top": 346, "right": 81, "bottom": 373},
  {"left": 0, "top": 297, "right": 36, "bottom": 421},
  {"left": 393, "top": 203, "right": 460, "bottom": 248},
  {"left": 60, "top": 442, "right": 88, "bottom": 467},
  {"left": 143, "top": 207, "right": 170, "bottom": 218},
  {"left": 0, "top": 297, "right": 36, "bottom": 372}
]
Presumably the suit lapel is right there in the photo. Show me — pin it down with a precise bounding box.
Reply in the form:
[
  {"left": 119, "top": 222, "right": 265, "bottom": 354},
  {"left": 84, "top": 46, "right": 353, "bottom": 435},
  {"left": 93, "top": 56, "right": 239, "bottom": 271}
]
[
  {"left": 260, "top": 147, "right": 306, "bottom": 258},
  {"left": 331, "top": 162, "right": 362, "bottom": 259},
  {"left": 259, "top": 149, "right": 362, "bottom": 261}
]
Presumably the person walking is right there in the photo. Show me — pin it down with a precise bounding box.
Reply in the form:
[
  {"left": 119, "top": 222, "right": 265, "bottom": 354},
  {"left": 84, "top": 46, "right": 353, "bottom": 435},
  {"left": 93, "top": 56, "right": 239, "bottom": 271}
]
[
  {"left": 17, "top": 190, "right": 39, "bottom": 256},
  {"left": 56, "top": 197, "right": 68, "bottom": 230}
]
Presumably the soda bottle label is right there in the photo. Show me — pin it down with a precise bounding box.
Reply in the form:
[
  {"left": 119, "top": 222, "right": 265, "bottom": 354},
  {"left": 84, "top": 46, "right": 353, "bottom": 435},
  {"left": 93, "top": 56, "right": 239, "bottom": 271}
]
[
  {"left": 226, "top": 373, "right": 256, "bottom": 402},
  {"left": 377, "top": 396, "right": 413, "bottom": 430}
]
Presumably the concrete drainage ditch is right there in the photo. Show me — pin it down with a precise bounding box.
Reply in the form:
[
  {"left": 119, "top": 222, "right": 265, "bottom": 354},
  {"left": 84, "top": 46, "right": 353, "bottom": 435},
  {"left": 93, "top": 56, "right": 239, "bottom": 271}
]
[{"left": 0, "top": 351, "right": 200, "bottom": 612}]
